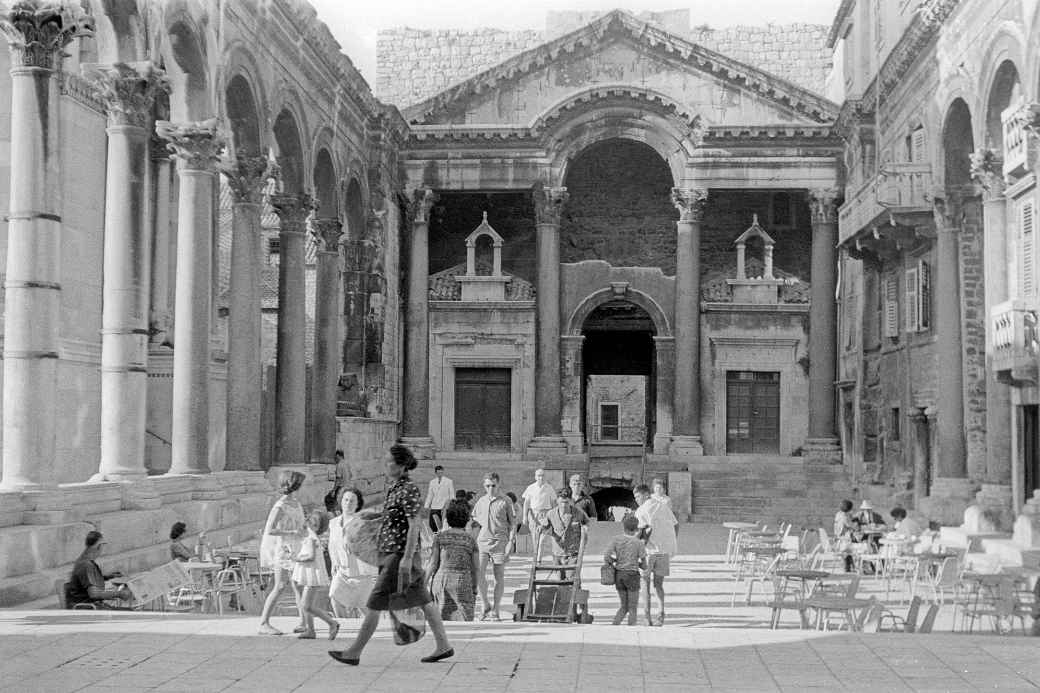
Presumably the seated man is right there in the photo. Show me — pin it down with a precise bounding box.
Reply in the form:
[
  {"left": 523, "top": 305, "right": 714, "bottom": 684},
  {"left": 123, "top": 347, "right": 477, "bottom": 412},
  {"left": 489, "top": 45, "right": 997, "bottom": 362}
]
[{"left": 66, "top": 530, "right": 132, "bottom": 608}]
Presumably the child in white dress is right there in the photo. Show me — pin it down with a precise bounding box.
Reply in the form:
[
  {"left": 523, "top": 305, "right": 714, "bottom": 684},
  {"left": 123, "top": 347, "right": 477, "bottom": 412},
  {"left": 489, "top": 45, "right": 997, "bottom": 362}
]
[{"left": 292, "top": 510, "right": 339, "bottom": 640}]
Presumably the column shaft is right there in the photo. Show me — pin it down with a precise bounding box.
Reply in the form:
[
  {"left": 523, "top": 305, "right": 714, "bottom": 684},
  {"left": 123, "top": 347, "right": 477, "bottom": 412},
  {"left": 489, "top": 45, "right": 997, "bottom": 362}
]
[
  {"left": 402, "top": 189, "right": 434, "bottom": 441},
  {"left": 532, "top": 185, "right": 568, "bottom": 445},
  {"left": 272, "top": 194, "right": 312, "bottom": 465},
  {"left": 934, "top": 198, "right": 966, "bottom": 478},
  {"left": 0, "top": 2, "right": 89, "bottom": 487},
  {"left": 982, "top": 192, "right": 1011, "bottom": 485},
  {"left": 807, "top": 189, "right": 840, "bottom": 441},
  {"left": 149, "top": 149, "right": 174, "bottom": 344},
  {"left": 310, "top": 218, "right": 343, "bottom": 464},
  {"left": 671, "top": 188, "right": 706, "bottom": 444},
  {"left": 224, "top": 155, "right": 270, "bottom": 471},
  {"left": 157, "top": 120, "right": 223, "bottom": 475}
]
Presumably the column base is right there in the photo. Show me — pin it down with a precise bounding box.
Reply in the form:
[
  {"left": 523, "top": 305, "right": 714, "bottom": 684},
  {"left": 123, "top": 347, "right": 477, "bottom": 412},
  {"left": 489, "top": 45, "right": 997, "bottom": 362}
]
[
  {"left": 399, "top": 437, "right": 436, "bottom": 460},
  {"left": 669, "top": 435, "right": 704, "bottom": 458},
  {"left": 526, "top": 436, "right": 568, "bottom": 461},
  {"left": 920, "top": 477, "right": 978, "bottom": 526},
  {"left": 967, "top": 483, "right": 1015, "bottom": 532},
  {"left": 89, "top": 470, "right": 149, "bottom": 483},
  {"left": 802, "top": 437, "right": 842, "bottom": 463},
  {"left": 160, "top": 473, "right": 229, "bottom": 501}
]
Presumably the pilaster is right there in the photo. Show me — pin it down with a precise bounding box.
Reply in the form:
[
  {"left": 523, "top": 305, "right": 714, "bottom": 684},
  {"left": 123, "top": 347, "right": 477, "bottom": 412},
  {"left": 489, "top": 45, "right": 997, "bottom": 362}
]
[{"left": 402, "top": 187, "right": 436, "bottom": 458}]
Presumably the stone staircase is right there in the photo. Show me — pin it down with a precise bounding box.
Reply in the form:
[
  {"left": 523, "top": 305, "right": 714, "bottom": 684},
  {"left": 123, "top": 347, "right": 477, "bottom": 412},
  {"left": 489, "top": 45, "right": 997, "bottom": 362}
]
[{"left": 690, "top": 456, "right": 855, "bottom": 529}]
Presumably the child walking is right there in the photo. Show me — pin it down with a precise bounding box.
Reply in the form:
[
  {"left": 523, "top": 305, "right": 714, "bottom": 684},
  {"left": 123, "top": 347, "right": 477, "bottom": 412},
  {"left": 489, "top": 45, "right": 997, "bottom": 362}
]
[
  {"left": 603, "top": 514, "right": 647, "bottom": 625},
  {"left": 293, "top": 510, "right": 340, "bottom": 640}
]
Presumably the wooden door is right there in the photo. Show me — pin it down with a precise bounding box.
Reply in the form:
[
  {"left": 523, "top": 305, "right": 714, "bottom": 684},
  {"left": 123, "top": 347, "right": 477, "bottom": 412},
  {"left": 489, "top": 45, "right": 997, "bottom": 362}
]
[
  {"left": 455, "top": 368, "right": 511, "bottom": 451},
  {"left": 726, "top": 371, "right": 780, "bottom": 454}
]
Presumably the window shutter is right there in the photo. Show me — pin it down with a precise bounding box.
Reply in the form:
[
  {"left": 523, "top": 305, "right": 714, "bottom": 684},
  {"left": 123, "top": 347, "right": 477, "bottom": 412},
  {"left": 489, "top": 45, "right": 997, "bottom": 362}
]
[
  {"left": 1023, "top": 199, "right": 1036, "bottom": 296},
  {"left": 883, "top": 275, "right": 899, "bottom": 338},
  {"left": 911, "top": 127, "right": 926, "bottom": 163},
  {"left": 904, "top": 267, "right": 918, "bottom": 333},
  {"left": 917, "top": 259, "right": 930, "bottom": 330}
]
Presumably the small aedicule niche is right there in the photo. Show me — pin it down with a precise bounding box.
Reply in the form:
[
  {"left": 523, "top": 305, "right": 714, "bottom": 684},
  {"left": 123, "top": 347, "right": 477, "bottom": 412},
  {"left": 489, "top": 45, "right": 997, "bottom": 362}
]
[
  {"left": 728, "top": 214, "right": 784, "bottom": 304},
  {"left": 456, "top": 211, "right": 512, "bottom": 301}
]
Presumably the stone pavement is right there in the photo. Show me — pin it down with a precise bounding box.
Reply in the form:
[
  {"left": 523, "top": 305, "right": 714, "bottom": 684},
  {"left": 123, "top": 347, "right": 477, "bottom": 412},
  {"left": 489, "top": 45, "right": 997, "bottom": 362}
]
[{"left": 3, "top": 524, "right": 1039, "bottom": 692}]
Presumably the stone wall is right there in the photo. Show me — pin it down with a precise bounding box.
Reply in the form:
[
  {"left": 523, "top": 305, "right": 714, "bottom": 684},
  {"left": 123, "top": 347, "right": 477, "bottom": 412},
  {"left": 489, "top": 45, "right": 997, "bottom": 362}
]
[
  {"left": 335, "top": 418, "right": 400, "bottom": 506},
  {"left": 586, "top": 375, "right": 646, "bottom": 442},
  {"left": 959, "top": 199, "right": 987, "bottom": 481},
  {"left": 376, "top": 13, "right": 832, "bottom": 108}
]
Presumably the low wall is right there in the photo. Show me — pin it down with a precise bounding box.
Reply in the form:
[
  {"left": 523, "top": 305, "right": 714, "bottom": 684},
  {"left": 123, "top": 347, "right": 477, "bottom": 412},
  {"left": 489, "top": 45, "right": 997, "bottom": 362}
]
[{"left": 0, "top": 471, "right": 274, "bottom": 607}]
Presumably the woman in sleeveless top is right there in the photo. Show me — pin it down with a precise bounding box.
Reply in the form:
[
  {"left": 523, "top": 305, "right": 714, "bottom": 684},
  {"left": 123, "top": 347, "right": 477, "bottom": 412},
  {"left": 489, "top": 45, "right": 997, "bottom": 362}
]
[
  {"left": 258, "top": 470, "right": 306, "bottom": 635},
  {"left": 428, "top": 500, "right": 479, "bottom": 621}
]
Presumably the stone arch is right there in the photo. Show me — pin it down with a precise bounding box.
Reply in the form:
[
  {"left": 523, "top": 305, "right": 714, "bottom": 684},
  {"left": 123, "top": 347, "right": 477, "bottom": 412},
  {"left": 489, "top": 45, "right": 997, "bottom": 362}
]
[
  {"left": 90, "top": 0, "right": 146, "bottom": 63},
  {"left": 162, "top": 14, "right": 211, "bottom": 120},
  {"left": 312, "top": 147, "right": 338, "bottom": 219},
  {"left": 983, "top": 59, "right": 1022, "bottom": 153},
  {"left": 344, "top": 177, "right": 364, "bottom": 241},
  {"left": 272, "top": 108, "right": 305, "bottom": 195},
  {"left": 566, "top": 287, "right": 671, "bottom": 338},
  {"left": 225, "top": 73, "right": 262, "bottom": 156},
  {"left": 221, "top": 42, "right": 269, "bottom": 140},
  {"left": 942, "top": 98, "right": 975, "bottom": 188}
]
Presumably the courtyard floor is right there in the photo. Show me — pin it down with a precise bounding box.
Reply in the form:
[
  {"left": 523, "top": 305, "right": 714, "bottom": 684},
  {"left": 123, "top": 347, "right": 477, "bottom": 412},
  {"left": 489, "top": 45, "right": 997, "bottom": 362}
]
[{"left": 2, "top": 524, "right": 1039, "bottom": 692}]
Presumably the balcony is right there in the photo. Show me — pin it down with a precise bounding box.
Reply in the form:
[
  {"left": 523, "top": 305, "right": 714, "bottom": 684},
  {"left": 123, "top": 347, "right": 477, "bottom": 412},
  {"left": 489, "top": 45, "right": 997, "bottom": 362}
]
[
  {"left": 838, "top": 162, "right": 934, "bottom": 246},
  {"left": 1002, "top": 101, "right": 1038, "bottom": 179},
  {"left": 992, "top": 298, "right": 1040, "bottom": 385}
]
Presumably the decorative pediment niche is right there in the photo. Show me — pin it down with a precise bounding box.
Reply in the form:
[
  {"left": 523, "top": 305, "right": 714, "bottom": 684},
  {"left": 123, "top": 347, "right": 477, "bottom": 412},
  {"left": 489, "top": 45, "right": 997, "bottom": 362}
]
[
  {"left": 428, "top": 212, "right": 535, "bottom": 301},
  {"left": 701, "top": 215, "right": 809, "bottom": 304}
]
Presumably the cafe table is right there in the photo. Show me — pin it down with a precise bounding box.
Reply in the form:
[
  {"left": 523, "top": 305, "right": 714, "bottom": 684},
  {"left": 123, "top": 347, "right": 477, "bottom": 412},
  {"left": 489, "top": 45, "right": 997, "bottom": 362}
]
[
  {"left": 769, "top": 568, "right": 831, "bottom": 629},
  {"left": 722, "top": 522, "right": 759, "bottom": 565}
]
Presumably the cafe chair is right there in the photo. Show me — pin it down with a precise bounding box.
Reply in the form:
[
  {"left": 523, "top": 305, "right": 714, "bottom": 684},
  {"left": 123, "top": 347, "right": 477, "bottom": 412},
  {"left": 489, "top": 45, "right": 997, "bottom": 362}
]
[
  {"left": 914, "top": 556, "right": 961, "bottom": 605},
  {"left": 879, "top": 595, "right": 922, "bottom": 633},
  {"left": 212, "top": 568, "right": 250, "bottom": 615},
  {"left": 916, "top": 602, "right": 940, "bottom": 634}
]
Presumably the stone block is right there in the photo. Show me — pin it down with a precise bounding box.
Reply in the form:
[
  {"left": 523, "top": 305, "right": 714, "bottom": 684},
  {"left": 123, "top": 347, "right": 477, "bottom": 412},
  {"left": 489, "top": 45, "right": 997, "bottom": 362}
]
[{"left": 0, "top": 492, "right": 25, "bottom": 528}]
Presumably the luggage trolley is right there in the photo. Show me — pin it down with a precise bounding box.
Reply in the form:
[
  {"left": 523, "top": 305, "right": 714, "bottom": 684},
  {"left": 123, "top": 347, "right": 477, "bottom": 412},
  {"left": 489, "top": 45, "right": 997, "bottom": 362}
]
[{"left": 513, "top": 524, "right": 591, "bottom": 623}]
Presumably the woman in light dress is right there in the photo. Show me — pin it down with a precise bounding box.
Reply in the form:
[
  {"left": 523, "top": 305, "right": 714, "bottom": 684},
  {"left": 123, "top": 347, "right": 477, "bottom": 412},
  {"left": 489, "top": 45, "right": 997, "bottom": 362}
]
[
  {"left": 258, "top": 470, "right": 306, "bottom": 635},
  {"left": 292, "top": 510, "right": 339, "bottom": 640},
  {"left": 328, "top": 487, "right": 377, "bottom": 618}
]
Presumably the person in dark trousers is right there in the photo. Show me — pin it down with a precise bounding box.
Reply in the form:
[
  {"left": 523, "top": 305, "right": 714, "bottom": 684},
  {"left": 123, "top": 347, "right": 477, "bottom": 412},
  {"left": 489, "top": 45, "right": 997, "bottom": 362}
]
[{"left": 66, "top": 530, "right": 132, "bottom": 608}]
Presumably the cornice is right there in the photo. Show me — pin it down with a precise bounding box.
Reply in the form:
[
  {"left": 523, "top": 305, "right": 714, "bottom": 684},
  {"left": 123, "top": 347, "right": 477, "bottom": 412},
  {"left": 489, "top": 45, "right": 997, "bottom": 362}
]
[{"left": 404, "top": 9, "right": 838, "bottom": 127}]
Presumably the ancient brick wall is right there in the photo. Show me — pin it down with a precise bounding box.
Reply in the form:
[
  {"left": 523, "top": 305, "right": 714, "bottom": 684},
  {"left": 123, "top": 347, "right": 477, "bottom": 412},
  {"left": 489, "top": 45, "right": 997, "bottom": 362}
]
[{"left": 376, "top": 16, "right": 832, "bottom": 109}]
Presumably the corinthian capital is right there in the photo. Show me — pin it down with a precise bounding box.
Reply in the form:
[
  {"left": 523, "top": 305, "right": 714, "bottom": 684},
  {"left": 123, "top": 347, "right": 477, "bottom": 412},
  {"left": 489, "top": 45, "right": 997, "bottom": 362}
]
[
  {"left": 84, "top": 62, "right": 168, "bottom": 128},
  {"left": 270, "top": 193, "right": 316, "bottom": 232},
  {"left": 670, "top": 188, "right": 707, "bottom": 223},
  {"left": 808, "top": 188, "right": 841, "bottom": 225},
  {"left": 156, "top": 118, "right": 225, "bottom": 171},
  {"left": 221, "top": 153, "right": 274, "bottom": 204},
  {"left": 0, "top": 0, "right": 93, "bottom": 70},
  {"left": 533, "top": 184, "right": 569, "bottom": 226},
  {"left": 969, "top": 148, "right": 1004, "bottom": 197},
  {"left": 310, "top": 218, "right": 343, "bottom": 252},
  {"left": 409, "top": 187, "right": 436, "bottom": 225}
]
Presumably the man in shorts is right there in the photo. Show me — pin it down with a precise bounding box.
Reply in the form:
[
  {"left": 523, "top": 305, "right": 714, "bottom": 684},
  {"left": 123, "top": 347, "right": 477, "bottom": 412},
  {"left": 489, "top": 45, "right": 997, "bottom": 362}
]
[
  {"left": 521, "top": 468, "right": 556, "bottom": 537},
  {"left": 634, "top": 483, "right": 678, "bottom": 626},
  {"left": 470, "top": 471, "right": 515, "bottom": 620}
]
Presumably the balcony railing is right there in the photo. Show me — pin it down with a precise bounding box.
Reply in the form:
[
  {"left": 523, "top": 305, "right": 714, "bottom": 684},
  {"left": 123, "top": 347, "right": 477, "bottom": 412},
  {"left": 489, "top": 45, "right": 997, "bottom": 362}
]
[
  {"left": 992, "top": 298, "right": 1040, "bottom": 385},
  {"left": 838, "top": 162, "right": 934, "bottom": 244},
  {"left": 1002, "top": 101, "right": 1036, "bottom": 179}
]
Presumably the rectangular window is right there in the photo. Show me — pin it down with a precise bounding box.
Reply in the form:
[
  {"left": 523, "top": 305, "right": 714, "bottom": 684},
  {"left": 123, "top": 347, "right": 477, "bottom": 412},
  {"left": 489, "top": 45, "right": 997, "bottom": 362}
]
[
  {"left": 912, "top": 127, "right": 927, "bottom": 164},
  {"left": 883, "top": 275, "right": 899, "bottom": 338},
  {"left": 891, "top": 407, "right": 901, "bottom": 441},
  {"left": 1022, "top": 199, "right": 1036, "bottom": 296},
  {"left": 917, "top": 259, "right": 931, "bottom": 330},
  {"left": 904, "top": 266, "right": 918, "bottom": 333},
  {"left": 599, "top": 403, "right": 619, "bottom": 441}
]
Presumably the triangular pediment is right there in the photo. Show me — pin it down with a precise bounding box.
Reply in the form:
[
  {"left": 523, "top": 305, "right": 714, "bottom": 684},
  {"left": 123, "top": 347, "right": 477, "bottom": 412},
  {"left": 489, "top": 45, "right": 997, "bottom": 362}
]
[{"left": 405, "top": 10, "right": 837, "bottom": 129}]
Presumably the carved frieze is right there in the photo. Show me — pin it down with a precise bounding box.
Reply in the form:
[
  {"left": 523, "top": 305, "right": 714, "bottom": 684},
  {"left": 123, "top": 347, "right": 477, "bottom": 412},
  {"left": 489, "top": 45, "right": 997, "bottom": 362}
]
[
  {"left": 0, "top": 0, "right": 93, "bottom": 70},
  {"left": 670, "top": 188, "right": 707, "bottom": 223},
  {"left": 310, "top": 218, "right": 344, "bottom": 252},
  {"left": 533, "top": 184, "right": 568, "bottom": 226},
  {"left": 155, "top": 119, "right": 225, "bottom": 171},
  {"left": 84, "top": 62, "right": 168, "bottom": 129}
]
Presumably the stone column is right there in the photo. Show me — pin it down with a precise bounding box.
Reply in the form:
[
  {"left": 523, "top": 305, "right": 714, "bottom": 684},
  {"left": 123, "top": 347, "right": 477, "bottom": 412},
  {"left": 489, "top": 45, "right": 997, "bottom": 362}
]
[
  {"left": 803, "top": 188, "right": 842, "bottom": 462},
  {"left": 972, "top": 152, "right": 1014, "bottom": 524},
  {"left": 310, "top": 217, "right": 344, "bottom": 464},
  {"left": 401, "top": 188, "right": 436, "bottom": 458},
  {"left": 560, "top": 334, "right": 585, "bottom": 453},
  {"left": 149, "top": 136, "right": 174, "bottom": 346},
  {"left": 223, "top": 154, "right": 271, "bottom": 471},
  {"left": 270, "top": 193, "right": 313, "bottom": 466},
  {"left": 156, "top": 119, "right": 224, "bottom": 475},
  {"left": 670, "top": 188, "right": 707, "bottom": 457},
  {"left": 529, "top": 184, "right": 569, "bottom": 457},
  {"left": 86, "top": 62, "right": 167, "bottom": 480},
  {"left": 924, "top": 195, "right": 975, "bottom": 523},
  {"left": 653, "top": 336, "right": 675, "bottom": 454},
  {"left": 0, "top": 3, "right": 91, "bottom": 488}
]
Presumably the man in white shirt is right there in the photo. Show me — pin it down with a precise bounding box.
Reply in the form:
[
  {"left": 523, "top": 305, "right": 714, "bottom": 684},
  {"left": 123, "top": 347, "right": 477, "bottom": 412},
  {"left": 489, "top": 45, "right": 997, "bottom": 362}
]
[
  {"left": 890, "top": 506, "right": 922, "bottom": 538},
  {"left": 423, "top": 465, "right": 454, "bottom": 532},
  {"left": 634, "top": 483, "right": 678, "bottom": 626},
  {"left": 521, "top": 468, "right": 556, "bottom": 538}
]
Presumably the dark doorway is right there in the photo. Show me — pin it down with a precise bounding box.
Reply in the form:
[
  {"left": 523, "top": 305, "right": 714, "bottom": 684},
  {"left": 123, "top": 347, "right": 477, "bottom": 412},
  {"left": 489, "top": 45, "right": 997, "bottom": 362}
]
[
  {"left": 1024, "top": 405, "right": 1039, "bottom": 504},
  {"left": 581, "top": 300, "right": 656, "bottom": 445},
  {"left": 590, "top": 485, "right": 637, "bottom": 521},
  {"left": 726, "top": 371, "right": 780, "bottom": 454},
  {"left": 455, "top": 368, "right": 510, "bottom": 451}
]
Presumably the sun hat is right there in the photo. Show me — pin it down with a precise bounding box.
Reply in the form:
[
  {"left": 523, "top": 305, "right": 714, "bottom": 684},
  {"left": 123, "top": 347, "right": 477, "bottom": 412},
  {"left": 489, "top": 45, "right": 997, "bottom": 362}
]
[{"left": 859, "top": 500, "right": 874, "bottom": 510}]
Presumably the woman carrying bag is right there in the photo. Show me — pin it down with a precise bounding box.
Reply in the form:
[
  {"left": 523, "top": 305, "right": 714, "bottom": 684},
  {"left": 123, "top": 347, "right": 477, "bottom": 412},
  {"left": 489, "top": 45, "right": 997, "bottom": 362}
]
[
  {"left": 328, "top": 487, "right": 377, "bottom": 618},
  {"left": 328, "top": 444, "right": 455, "bottom": 666}
]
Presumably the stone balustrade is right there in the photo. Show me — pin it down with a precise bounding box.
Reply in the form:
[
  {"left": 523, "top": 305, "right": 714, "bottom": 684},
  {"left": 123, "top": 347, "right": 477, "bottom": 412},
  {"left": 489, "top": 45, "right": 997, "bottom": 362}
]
[{"left": 991, "top": 297, "right": 1040, "bottom": 384}]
